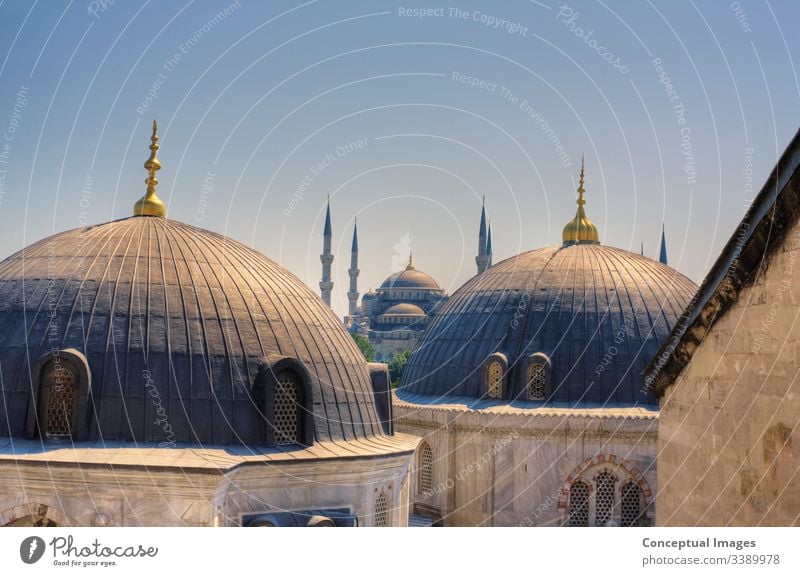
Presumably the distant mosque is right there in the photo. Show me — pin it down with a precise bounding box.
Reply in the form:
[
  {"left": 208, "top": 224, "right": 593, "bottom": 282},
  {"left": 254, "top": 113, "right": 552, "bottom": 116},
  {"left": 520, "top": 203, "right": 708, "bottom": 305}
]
[{"left": 319, "top": 198, "right": 495, "bottom": 360}]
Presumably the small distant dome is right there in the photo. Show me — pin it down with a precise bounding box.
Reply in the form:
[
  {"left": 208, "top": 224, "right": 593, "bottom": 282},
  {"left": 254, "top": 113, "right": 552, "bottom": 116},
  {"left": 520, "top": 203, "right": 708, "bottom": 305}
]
[
  {"left": 380, "top": 255, "right": 442, "bottom": 291},
  {"left": 382, "top": 303, "right": 426, "bottom": 316}
]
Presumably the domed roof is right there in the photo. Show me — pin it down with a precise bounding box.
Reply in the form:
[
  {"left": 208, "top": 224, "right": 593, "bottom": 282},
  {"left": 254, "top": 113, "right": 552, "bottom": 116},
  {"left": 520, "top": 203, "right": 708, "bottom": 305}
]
[
  {"left": 382, "top": 303, "right": 426, "bottom": 316},
  {"left": 399, "top": 244, "right": 697, "bottom": 406},
  {"left": 0, "top": 124, "right": 386, "bottom": 446},
  {"left": 0, "top": 217, "right": 386, "bottom": 444},
  {"left": 379, "top": 255, "right": 441, "bottom": 291}
]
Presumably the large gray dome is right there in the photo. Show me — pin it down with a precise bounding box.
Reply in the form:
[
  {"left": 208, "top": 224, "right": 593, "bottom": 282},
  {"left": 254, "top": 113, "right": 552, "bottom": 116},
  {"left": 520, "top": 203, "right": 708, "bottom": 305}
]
[
  {"left": 0, "top": 216, "right": 385, "bottom": 445},
  {"left": 398, "top": 244, "right": 697, "bottom": 406}
]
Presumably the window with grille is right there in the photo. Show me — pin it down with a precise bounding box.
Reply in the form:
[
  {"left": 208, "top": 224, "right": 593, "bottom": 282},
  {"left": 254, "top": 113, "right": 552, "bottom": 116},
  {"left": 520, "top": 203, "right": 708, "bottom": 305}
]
[
  {"left": 595, "top": 471, "right": 616, "bottom": 527},
  {"left": 44, "top": 361, "right": 76, "bottom": 438},
  {"left": 418, "top": 441, "right": 434, "bottom": 495},
  {"left": 568, "top": 480, "right": 589, "bottom": 526},
  {"left": 375, "top": 492, "right": 389, "bottom": 527},
  {"left": 487, "top": 360, "right": 503, "bottom": 398},
  {"left": 620, "top": 481, "right": 642, "bottom": 527},
  {"left": 526, "top": 362, "right": 546, "bottom": 400},
  {"left": 274, "top": 371, "right": 301, "bottom": 445}
]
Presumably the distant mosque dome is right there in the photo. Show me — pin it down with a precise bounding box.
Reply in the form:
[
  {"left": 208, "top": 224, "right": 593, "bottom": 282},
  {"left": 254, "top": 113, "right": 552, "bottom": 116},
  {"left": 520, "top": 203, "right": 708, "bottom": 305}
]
[
  {"left": 379, "top": 255, "right": 443, "bottom": 291},
  {"left": 399, "top": 161, "right": 697, "bottom": 406},
  {"left": 0, "top": 121, "right": 388, "bottom": 446},
  {"left": 382, "top": 303, "right": 426, "bottom": 316}
]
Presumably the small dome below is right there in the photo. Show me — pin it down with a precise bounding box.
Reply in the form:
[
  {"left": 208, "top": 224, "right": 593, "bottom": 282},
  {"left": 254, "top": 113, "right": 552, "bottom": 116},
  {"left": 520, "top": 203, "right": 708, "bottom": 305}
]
[{"left": 382, "top": 303, "right": 426, "bottom": 316}]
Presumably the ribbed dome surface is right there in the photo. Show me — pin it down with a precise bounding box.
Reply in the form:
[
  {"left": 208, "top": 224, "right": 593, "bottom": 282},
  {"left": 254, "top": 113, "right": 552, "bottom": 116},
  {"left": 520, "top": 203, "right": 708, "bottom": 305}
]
[
  {"left": 0, "top": 217, "right": 384, "bottom": 444},
  {"left": 399, "top": 244, "right": 697, "bottom": 406},
  {"left": 380, "top": 268, "right": 441, "bottom": 290}
]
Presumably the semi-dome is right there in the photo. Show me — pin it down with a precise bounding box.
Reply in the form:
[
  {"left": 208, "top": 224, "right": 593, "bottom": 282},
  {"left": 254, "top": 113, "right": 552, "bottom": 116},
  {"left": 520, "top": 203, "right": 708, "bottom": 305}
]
[
  {"left": 379, "top": 255, "right": 442, "bottom": 291},
  {"left": 382, "top": 303, "right": 426, "bottom": 316},
  {"left": 399, "top": 164, "right": 697, "bottom": 406},
  {"left": 0, "top": 123, "right": 387, "bottom": 446}
]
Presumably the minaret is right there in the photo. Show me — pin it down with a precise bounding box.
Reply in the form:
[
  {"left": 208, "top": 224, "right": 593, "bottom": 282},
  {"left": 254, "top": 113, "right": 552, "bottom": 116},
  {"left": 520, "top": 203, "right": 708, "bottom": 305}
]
[
  {"left": 347, "top": 218, "right": 360, "bottom": 316},
  {"left": 133, "top": 119, "right": 167, "bottom": 218},
  {"left": 659, "top": 223, "right": 668, "bottom": 265},
  {"left": 319, "top": 197, "right": 334, "bottom": 307},
  {"left": 476, "top": 196, "right": 490, "bottom": 274},
  {"left": 486, "top": 221, "right": 493, "bottom": 268}
]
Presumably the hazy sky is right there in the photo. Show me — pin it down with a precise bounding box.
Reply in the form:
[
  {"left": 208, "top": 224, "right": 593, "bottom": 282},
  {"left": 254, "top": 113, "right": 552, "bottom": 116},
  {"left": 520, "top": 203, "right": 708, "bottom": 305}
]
[{"left": 1, "top": 0, "right": 798, "bottom": 318}]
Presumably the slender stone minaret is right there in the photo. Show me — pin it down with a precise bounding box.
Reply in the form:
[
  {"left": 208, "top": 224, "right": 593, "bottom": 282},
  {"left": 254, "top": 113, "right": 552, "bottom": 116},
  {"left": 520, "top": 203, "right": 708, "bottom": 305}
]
[
  {"left": 659, "top": 223, "right": 668, "bottom": 266},
  {"left": 476, "top": 196, "right": 490, "bottom": 274},
  {"left": 347, "top": 218, "right": 360, "bottom": 316},
  {"left": 319, "top": 197, "right": 334, "bottom": 307},
  {"left": 486, "top": 221, "right": 493, "bottom": 268}
]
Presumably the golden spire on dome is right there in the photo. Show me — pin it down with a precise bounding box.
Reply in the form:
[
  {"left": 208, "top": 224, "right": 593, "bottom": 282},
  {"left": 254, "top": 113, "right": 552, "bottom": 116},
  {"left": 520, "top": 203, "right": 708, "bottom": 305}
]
[
  {"left": 406, "top": 251, "right": 415, "bottom": 270},
  {"left": 133, "top": 119, "right": 167, "bottom": 218},
  {"left": 562, "top": 156, "right": 600, "bottom": 245}
]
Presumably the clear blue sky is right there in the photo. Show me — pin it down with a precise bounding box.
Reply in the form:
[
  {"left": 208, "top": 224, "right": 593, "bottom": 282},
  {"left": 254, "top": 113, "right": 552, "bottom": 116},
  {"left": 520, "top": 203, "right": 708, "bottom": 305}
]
[{"left": 1, "top": 0, "right": 798, "bottom": 318}]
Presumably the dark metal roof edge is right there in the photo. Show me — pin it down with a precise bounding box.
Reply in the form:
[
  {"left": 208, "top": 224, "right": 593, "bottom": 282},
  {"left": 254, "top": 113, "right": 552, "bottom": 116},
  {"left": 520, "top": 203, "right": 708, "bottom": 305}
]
[{"left": 644, "top": 127, "right": 800, "bottom": 396}]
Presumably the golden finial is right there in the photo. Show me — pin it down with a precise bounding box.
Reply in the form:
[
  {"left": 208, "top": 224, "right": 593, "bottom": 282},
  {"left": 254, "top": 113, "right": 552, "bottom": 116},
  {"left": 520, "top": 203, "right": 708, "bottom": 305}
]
[
  {"left": 407, "top": 251, "right": 414, "bottom": 270},
  {"left": 133, "top": 119, "right": 167, "bottom": 218},
  {"left": 562, "top": 156, "right": 599, "bottom": 245}
]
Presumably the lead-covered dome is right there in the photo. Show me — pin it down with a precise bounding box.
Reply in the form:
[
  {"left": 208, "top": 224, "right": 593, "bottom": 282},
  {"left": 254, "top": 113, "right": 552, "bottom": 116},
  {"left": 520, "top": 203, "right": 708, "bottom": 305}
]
[
  {"left": 0, "top": 122, "right": 387, "bottom": 446},
  {"left": 399, "top": 244, "right": 697, "bottom": 405},
  {"left": 379, "top": 256, "right": 442, "bottom": 291}
]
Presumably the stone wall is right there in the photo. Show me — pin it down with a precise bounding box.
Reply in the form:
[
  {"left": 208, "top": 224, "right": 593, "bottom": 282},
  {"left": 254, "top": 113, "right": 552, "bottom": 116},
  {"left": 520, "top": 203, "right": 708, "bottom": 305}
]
[
  {"left": 658, "top": 216, "right": 800, "bottom": 526},
  {"left": 396, "top": 400, "right": 657, "bottom": 526}
]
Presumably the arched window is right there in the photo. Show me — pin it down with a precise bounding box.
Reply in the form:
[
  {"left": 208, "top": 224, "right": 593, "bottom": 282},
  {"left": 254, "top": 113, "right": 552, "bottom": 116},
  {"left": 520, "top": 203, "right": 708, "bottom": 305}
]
[
  {"left": 595, "top": 471, "right": 616, "bottom": 527},
  {"left": 418, "top": 441, "right": 434, "bottom": 495},
  {"left": 568, "top": 480, "right": 589, "bottom": 526},
  {"left": 375, "top": 492, "right": 389, "bottom": 527},
  {"left": 274, "top": 370, "right": 302, "bottom": 445},
  {"left": 526, "top": 362, "right": 547, "bottom": 400},
  {"left": 620, "top": 481, "right": 642, "bottom": 527},
  {"left": 42, "top": 359, "right": 77, "bottom": 438},
  {"left": 487, "top": 360, "right": 503, "bottom": 398}
]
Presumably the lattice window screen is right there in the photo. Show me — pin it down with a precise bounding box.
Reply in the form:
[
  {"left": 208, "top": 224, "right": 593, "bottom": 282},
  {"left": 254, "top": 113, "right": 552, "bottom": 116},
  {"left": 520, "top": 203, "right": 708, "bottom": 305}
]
[
  {"left": 595, "top": 471, "right": 616, "bottom": 526},
  {"left": 620, "top": 481, "right": 642, "bottom": 527},
  {"left": 274, "top": 373, "right": 300, "bottom": 445},
  {"left": 526, "top": 362, "right": 546, "bottom": 400},
  {"left": 487, "top": 361, "right": 503, "bottom": 398},
  {"left": 568, "top": 480, "right": 590, "bottom": 527},
  {"left": 375, "top": 492, "right": 389, "bottom": 527},
  {"left": 418, "top": 442, "right": 434, "bottom": 494},
  {"left": 45, "top": 362, "right": 76, "bottom": 438}
]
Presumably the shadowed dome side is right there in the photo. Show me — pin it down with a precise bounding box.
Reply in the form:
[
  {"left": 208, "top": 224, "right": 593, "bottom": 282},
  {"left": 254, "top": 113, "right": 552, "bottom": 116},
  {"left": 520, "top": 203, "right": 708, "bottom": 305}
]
[{"left": 398, "top": 244, "right": 697, "bottom": 406}]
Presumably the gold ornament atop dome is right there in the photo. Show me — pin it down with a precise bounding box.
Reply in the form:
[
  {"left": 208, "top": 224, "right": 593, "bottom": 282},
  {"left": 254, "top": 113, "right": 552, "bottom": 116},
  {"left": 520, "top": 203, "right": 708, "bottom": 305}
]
[
  {"left": 406, "top": 252, "right": 415, "bottom": 270},
  {"left": 562, "top": 157, "right": 599, "bottom": 245},
  {"left": 133, "top": 119, "right": 167, "bottom": 218}
]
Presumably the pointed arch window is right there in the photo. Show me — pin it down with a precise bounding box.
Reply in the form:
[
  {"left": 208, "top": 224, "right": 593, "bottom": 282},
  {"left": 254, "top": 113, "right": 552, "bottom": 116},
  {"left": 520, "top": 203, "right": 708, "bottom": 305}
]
[
  {"left": 568, "top": 480, "right": 589, "bottom": 526},
  {"left": 418, "top": 441, "right": 434, "bottom": 495}
]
